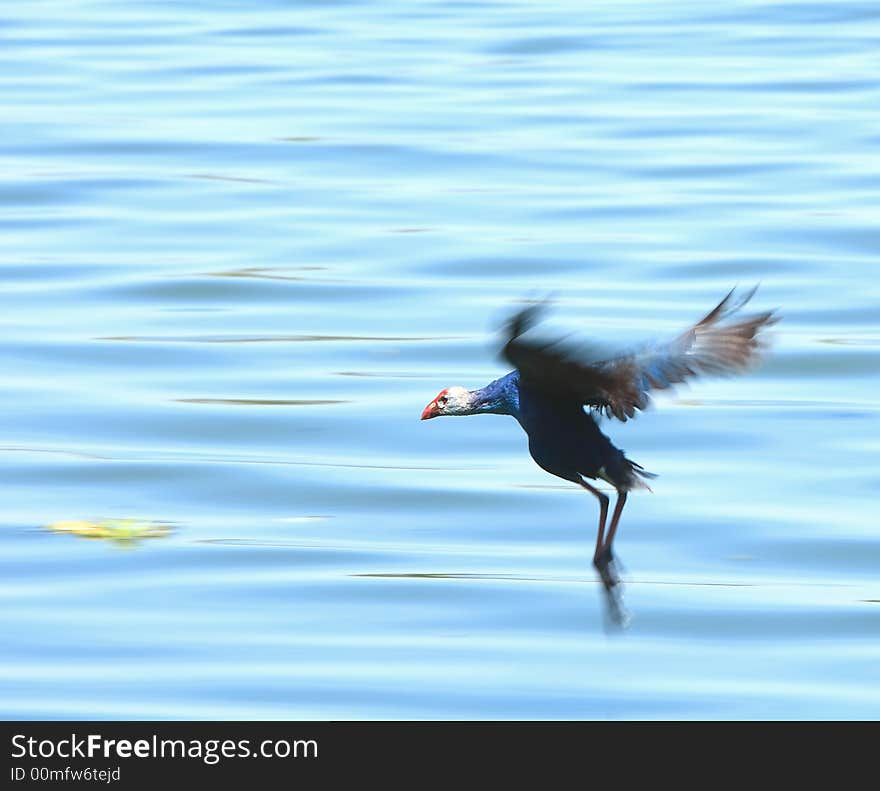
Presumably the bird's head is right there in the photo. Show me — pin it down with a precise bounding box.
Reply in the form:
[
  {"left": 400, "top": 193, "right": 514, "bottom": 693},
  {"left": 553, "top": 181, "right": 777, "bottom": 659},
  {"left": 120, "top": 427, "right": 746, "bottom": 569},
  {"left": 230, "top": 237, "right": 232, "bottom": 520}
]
[{"left": 420, "top": 386, "right": 473, "bottom": 420}]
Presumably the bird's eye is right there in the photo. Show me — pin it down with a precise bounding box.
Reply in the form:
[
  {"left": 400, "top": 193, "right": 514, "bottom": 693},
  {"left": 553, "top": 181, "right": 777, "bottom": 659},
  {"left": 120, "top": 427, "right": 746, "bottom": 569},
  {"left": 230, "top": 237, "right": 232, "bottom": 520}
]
[{"left": 437, "top": 396, "right": 448, "bottom": 407}]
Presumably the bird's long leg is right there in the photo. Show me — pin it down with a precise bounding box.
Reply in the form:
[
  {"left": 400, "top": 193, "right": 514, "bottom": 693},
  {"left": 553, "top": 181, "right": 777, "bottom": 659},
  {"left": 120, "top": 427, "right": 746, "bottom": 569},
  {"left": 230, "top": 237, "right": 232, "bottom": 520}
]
[
  {"left": 601, "top": 491, "right": 627, "bottom": 561},
  {"left": 580, "top": 479, "right": 628, "bottom": 626},
  {"left": 577, "top": 479, "right": 609, "bottom": 563}
]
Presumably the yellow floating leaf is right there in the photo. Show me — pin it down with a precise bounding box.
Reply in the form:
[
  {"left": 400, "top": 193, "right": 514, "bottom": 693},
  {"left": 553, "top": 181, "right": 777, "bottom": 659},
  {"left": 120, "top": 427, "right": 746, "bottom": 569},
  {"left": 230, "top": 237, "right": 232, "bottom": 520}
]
[{"left": 47, "top": 519, "right": 172, "bottom": 542}]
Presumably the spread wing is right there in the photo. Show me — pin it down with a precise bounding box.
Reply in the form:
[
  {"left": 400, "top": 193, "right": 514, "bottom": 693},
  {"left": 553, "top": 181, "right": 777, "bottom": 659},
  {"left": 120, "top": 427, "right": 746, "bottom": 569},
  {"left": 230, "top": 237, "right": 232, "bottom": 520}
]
[{"left": 502, "top": 287, "right": 779, "bottom": 421}]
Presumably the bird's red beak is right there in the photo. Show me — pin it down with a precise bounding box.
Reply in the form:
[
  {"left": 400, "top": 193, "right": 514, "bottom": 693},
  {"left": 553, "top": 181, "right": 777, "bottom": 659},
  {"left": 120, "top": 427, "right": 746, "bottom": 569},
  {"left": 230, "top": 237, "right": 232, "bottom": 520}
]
[{"left": 421, "top": 388, "right": 449, "bottom": 420}]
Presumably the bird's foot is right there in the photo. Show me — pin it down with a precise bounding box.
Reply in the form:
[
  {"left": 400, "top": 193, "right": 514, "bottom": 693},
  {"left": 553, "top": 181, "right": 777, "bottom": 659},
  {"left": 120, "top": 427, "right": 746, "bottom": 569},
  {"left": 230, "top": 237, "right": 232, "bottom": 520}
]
[
  {"left": 595, "top": 545, "right": 614, "bottom": 565},
  {"left": 594, "top": 548, "right": 630, "bottom": 629},
  {"left": 593, "top": 547, "right": 620, "bottom": 592}
]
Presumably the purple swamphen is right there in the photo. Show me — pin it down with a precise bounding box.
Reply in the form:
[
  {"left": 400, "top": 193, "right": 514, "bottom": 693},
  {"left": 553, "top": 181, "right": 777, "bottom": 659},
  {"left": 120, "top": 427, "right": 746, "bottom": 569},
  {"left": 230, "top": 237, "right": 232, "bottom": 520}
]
[{"left": 421, "top": 287, "right": 778, "bottom": 624}]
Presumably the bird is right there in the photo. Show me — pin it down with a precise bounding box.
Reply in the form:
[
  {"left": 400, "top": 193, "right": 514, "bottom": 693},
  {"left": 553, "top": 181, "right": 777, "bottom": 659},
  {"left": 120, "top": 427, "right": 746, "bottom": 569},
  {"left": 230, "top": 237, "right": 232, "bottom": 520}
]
[{"left": 420, "top": 287, "right": 778, "bottom": 624}]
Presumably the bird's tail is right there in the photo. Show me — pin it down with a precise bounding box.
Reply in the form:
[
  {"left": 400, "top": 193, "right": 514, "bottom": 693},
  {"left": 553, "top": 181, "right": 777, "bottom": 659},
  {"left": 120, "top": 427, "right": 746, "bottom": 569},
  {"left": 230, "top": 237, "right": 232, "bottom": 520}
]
[{"left": 627, "top": 459, "right": 658, "bottom": 491}]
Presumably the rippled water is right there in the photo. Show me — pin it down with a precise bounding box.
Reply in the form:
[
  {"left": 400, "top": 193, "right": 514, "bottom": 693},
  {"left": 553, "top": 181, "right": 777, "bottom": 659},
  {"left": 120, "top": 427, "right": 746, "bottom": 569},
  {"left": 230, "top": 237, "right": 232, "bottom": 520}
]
[{"left": 2, "top": 0, "right": 879, "bottom": 719}]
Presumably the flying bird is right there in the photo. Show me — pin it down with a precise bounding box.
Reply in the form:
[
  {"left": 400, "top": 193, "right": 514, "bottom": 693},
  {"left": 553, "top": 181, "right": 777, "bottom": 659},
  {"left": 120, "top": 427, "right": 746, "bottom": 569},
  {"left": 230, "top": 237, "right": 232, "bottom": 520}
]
[{"left": 420, "top": 287, "right": 778, "bottom": 624}]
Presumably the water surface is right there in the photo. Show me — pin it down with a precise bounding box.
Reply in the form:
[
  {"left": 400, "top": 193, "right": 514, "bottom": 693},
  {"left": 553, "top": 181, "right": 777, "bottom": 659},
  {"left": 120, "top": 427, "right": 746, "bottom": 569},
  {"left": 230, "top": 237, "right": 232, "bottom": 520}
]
[{"left": 1, "top": 0, "right": 879, "bottom": 719}]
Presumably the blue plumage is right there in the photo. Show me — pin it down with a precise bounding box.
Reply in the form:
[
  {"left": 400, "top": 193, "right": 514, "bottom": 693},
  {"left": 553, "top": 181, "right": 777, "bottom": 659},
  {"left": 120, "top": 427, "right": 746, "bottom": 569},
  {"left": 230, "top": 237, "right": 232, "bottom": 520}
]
[{"left": 470, "top": 371, "right": 651, "bottom": 491}]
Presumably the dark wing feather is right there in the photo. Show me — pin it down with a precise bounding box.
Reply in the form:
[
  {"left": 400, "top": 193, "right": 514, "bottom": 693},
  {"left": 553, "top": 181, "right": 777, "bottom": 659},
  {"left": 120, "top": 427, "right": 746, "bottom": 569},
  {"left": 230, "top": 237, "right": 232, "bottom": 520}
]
[{"left": 502, "top": 287, "right": 779, "bottom": 421}]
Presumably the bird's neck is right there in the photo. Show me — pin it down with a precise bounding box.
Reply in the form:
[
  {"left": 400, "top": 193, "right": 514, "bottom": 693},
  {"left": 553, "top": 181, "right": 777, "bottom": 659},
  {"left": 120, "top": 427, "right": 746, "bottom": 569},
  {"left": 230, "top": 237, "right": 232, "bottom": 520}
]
[{"left": 467, "top": 371, "right": 520, "bottom": 416}]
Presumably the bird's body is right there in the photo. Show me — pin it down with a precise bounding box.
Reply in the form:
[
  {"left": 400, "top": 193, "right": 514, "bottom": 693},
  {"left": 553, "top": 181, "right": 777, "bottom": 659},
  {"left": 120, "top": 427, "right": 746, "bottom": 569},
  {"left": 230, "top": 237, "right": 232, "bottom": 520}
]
[
  {"left": 421, "top": 288, "right": 778, "bottom": 624},
  {"left": 467, "top": 370, "right": 650, "bottom": 491}
]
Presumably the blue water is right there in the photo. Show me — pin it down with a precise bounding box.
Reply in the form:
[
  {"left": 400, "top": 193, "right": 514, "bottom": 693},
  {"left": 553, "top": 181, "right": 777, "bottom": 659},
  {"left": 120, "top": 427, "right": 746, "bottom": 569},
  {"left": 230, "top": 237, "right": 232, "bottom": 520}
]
[{"left": 1, "top": 0, "right": 879, "bottom": 719}]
